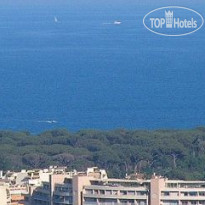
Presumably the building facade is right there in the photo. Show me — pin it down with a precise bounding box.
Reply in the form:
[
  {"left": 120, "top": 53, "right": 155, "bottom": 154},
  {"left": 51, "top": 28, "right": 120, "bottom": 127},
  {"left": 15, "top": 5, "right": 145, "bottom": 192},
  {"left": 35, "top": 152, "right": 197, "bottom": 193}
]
[
  {"left": 32, "top": 167, "right": 149, "bottom": 205},
  {"left": 151, "top": 175, "right": 205, "bottom": 205},
  {"left": 2, "top": 167, "right": 205, "bottom": 205},
  {"left": 31, "top": 168, "right": 205, "bottom": 205}
]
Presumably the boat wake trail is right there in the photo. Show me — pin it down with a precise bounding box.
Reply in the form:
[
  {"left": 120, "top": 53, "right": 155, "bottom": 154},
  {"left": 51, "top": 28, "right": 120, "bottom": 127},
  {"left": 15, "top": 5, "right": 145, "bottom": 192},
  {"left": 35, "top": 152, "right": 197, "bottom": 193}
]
[{"left": 0, "top": 119, "right": 58, "bottom": 124}]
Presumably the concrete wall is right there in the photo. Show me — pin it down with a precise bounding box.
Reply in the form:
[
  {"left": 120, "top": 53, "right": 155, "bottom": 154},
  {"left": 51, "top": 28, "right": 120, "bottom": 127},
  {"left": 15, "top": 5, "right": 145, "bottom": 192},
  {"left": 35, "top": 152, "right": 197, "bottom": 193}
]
[
  {"left": 0, "top": 184, "right": 10, "bottom": 205},
  {"left": 72, "top": 175, "right": 92, "bottom": 205},
  {"left": 150, "top": 176, "right": 165, "bottom": 205},
  {"left": 49, "top": 174, "right": 70, "bottom": 205}
]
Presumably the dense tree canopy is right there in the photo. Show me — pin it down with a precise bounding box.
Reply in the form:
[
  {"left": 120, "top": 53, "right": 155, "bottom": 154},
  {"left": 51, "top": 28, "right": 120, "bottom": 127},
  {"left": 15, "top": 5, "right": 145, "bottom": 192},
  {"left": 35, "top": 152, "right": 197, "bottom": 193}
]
[{"left": 1, "top": 127, "right": 205, "bottom": 180}]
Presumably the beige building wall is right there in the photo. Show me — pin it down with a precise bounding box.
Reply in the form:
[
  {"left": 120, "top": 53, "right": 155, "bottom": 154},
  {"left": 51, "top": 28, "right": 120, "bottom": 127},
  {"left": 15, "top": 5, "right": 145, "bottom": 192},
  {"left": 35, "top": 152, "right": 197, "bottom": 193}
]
[
  {"left": 50, "top": 174, "right": 70, "bottom": 205},
  {"left": 0, "top": 184, "right": 10, "bottom": 205},
  {"left": 72, "top": 175, "right": 93, "bottom": 205},
  {"left": 150, "top": 176, "right": 165, "bottom": 205}
]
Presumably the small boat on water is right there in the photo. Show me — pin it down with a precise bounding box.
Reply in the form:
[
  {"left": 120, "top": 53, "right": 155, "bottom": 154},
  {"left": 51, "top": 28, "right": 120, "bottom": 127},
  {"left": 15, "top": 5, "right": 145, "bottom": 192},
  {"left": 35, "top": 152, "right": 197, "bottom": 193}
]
[
  {"left": 46, "top": 120, "right": 58, "bottom": 124},
  {"left": 114, "top": 21, "right": 122, "bottom": 25}
]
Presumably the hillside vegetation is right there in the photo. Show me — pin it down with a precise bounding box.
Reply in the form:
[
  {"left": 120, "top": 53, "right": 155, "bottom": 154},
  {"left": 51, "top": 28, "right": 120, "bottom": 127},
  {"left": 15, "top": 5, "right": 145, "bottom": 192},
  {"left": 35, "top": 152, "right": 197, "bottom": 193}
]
[{"left": 1, "top": 128, "right": 205, "bottom": 180}]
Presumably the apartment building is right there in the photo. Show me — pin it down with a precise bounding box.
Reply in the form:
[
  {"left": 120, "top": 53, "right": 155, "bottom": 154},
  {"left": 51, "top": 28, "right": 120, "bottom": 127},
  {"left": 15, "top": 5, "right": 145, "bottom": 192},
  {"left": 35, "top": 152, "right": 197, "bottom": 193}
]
[
  {"left": 31, "top": 167, "right": 149, "bottom": 205},
  {"left": 151, "top": 175, "right": 205, "bottom": 205},
  {"left": 0, "top": 166, "right": 70, "bottom": 205},
  {"left": 81, "top": 179, "right": 149, "bottom": 205},
  {"left": 31, "top": 170, "right": 75, "bottom": 205},
  {"left": 3, "top": 167, "right": 205, "bottom": 205},
  {"left": 30, "top": 167, "right": 205, "bottom": 205}
]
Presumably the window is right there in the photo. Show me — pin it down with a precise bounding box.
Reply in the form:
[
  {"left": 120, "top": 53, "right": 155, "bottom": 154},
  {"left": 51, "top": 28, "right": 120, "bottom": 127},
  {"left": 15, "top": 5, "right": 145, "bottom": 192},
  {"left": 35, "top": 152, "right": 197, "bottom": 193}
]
[
  {"left": 128, "top": 191, "right": 135, "bottom": 195},
  {"left": 106, "top": 190, "right": 112, "bottom": 195},
  {"left": 189, "top": 192, "right": 197, "bottom": 196},
  {"left": 100, "top": 190, "right": 105, "bottom": 195},
  {"left": 120, "top": 191, "right": 127, "bottom": 195},
  {"left": 85, "top": 189, "right": 93, "bottom": 194},
  {"left": 162, "top": 192, "right": 170, "bottom": 196}
]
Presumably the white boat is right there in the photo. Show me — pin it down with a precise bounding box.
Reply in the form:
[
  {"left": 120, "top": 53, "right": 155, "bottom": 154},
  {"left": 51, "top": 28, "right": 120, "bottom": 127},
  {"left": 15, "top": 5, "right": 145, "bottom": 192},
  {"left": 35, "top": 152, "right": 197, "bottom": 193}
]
[
  {"left": 47, "top": 120, "right": 58, "bottom": 124},
  {"left": 114, "top": 21, "right": 122, "bottom": 25}
]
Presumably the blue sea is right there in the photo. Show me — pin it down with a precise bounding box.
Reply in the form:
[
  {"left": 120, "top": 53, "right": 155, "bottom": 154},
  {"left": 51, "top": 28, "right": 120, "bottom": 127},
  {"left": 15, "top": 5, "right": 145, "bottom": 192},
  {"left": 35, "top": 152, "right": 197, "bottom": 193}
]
[{"left": 0, "top": 0, "right": 204, "bottom": 133}]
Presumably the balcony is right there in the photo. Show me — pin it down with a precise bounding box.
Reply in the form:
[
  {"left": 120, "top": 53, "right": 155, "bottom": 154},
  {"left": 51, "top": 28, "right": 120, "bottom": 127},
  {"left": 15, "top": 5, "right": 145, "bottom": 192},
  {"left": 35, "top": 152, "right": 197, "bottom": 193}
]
[
  {"left": 53, "top": 191, "right": 73, "bottom": 197},
  {"left": 32, "top": 194, "right": 49, "bottom": 202},
  {"left": 83, "top": 192, "right": 148, "bottom": 200}
]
